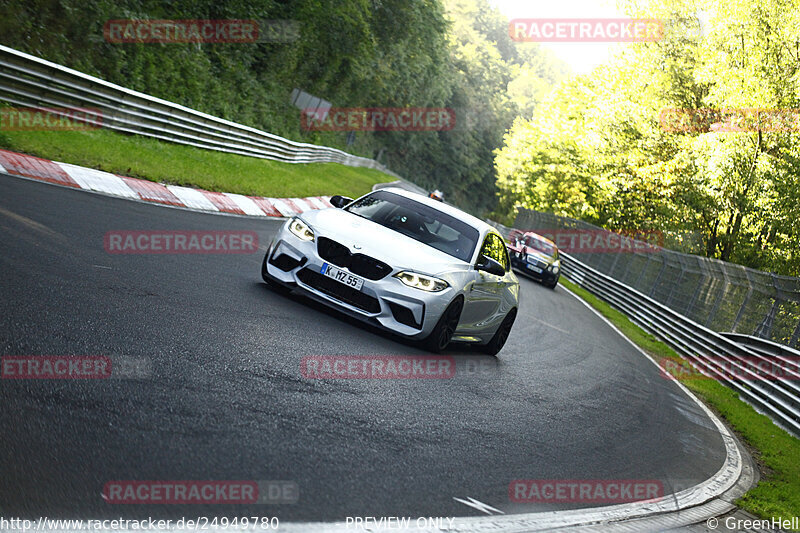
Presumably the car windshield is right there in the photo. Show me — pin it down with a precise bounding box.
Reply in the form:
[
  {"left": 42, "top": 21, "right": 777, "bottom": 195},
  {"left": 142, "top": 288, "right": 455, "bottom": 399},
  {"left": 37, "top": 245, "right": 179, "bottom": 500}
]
[
  {"left": 525, "top": 235, "right": 557, "bottom": 257},
  {"left": 346, "top": 190, "right": 479, "bottom": 262}
]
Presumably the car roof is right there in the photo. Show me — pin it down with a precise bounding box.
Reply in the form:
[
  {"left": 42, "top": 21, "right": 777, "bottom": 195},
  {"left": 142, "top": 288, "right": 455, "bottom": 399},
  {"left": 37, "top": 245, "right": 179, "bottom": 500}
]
[{"left": 368, "top": 187, "right": 494, "bottom": 235}]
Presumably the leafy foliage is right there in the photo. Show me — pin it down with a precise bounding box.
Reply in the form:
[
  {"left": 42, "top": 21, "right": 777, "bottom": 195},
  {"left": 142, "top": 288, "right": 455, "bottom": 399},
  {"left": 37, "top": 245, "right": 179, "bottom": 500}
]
[
  {"left": 495, "top": 0, "right": 800, "bottom": 275},
  {"left": 0, "top": 0, "right": 566, "bottom": 214}
]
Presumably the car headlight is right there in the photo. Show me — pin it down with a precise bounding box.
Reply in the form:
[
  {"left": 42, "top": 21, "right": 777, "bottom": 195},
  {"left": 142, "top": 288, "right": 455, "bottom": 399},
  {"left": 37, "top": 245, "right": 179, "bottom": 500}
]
[
  {"left": 549, "top": 260, "right": 561, "bottom": 274},
  {"left": 288, "top": 217, "right": 314, "bottom": 241},
  {"left": 394, "top": 271, "right": 449, "bottom": 292}
]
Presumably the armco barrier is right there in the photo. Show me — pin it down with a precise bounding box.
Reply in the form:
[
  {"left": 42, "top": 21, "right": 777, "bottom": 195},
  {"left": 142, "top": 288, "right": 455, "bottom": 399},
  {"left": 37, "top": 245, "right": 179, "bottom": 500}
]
[
  {"left": 486, "top": 219, "right": 800, "bottom": 436},
  {"left": 0, "top": 45, "right": 398, "bottom": 174},
  {"left": 721, "top": 332, "right": 800, "bottom": 373},
  {"left": 513, "top": 208, "right": 800, "bottom": 350},
  {"left": 561, "top": 253, "right": 800, "bottom": 437}
]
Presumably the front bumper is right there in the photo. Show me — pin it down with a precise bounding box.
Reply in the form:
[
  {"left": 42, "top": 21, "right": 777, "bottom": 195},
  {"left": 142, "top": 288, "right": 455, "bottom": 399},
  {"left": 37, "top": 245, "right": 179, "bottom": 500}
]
[
  {"left": 264, "top": 229, "right": 454, "bottom": 339},
  {"left": 510, "top": 255, "right": 559, "bottom": 284}
]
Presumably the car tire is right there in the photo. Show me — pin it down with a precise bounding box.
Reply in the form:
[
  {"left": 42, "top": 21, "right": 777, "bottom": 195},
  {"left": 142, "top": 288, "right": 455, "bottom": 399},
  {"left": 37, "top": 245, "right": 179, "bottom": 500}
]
[
  {"left": 481, "top": 308, "right": 517, "bottom": 356},
  {"left": 261, "top": 251, "right": 292, "bottom": 295},
  {"left": 548, "top": 277, "right": 559, "bottom": 289},
  {"left": 422, "top": 296, "right": 464, "bottom": 353}
]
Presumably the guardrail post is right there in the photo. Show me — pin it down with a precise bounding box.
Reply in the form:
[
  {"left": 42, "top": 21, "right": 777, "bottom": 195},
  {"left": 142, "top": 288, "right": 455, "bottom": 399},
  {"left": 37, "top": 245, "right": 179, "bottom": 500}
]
[
  {"left": 731, "top": 286, "right": 754, "bottom": 332},
  {"left": 649, "top": 258, "right": 667, "bottom": 298},
  {"left": 684, "top": 258, "right": 706, "bottom": 317},
  {"left": 790, "top": 317, "right": 800, "bottom": 349},
  {"left": 610, "top": 242, "right": 631, "bottom": 279},
  {"left": 665, "top": 259, "right": 685, "bottom": 309},
  {"left": 754, "top": 298, "right": 778, "bottom": 339},
  {"left": 704, "top": 265, "right": 732, "bottom": 328},
  {"left": 631, "top": 253, "right": 650, "bottom": 288}
]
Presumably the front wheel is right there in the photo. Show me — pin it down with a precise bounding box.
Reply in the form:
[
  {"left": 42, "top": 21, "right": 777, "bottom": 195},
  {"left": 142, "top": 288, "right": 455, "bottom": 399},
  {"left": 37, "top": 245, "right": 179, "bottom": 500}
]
[
  {"left": 422, "top": 297, "right": 464, "bottom": 353},
  {"left": 481, "top": 308, "right": 517, "bottom": 356}
]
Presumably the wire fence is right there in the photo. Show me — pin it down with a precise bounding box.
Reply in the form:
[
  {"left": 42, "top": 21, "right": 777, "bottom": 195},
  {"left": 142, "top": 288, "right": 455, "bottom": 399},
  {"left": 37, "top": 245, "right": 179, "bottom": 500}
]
[{"left": 503, "top": 209, "right": 800, "bottom": 349}]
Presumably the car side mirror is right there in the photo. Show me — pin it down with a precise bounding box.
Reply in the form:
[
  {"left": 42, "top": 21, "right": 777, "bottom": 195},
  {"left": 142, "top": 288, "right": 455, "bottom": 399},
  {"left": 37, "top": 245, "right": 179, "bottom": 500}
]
[
  {"left": 476, "top": 255, "right": 505, "bottom": 276},
  {"left": 329, "top": 195, "right": 353, "bottom": 208}
]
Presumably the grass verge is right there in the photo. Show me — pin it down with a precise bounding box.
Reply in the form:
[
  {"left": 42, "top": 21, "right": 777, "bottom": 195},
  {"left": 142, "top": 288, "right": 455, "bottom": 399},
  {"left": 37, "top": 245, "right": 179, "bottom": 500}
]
[
  {"left": 0, "top": 129, "right": 389, "bottom": 199},
  {"left": 559, "top": 277, "right": 800, "bottom": 527}
]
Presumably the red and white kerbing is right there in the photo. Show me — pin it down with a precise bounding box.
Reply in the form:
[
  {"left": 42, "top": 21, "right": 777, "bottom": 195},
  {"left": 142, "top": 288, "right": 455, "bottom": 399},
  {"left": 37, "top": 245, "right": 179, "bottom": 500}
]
[{"left": 0, "top": 148, "right": 334, "bottom": 217}]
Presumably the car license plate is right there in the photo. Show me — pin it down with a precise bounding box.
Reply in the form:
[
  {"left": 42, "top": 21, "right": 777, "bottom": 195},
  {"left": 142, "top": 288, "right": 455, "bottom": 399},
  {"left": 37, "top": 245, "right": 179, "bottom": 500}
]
[
  {"left": 526, "top": 264, "right": 543, "bottom": 273},
  {"left": 321, "top": 263, "right": 364, "bottom": 290}
]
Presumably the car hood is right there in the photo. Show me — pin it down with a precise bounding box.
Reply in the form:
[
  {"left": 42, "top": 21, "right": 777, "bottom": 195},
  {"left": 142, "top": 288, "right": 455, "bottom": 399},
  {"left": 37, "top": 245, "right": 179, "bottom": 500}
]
[
  {"left": 299, "top": 208, "right": 469, "bottom": 275},
  {"left": 525, "top": 248, "right": 557, "bottom": 265}
]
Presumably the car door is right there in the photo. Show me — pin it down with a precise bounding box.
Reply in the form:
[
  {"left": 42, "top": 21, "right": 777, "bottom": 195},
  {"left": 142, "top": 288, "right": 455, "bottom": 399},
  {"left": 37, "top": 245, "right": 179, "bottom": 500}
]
[{"left": 458, "top": 232, "right": 509, "bottom": 333}]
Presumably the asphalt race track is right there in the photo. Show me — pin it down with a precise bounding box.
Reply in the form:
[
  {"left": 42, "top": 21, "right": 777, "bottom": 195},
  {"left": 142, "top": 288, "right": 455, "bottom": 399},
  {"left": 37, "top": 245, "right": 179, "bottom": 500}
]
[{"left": 0, "top": 175, "right": 727, "bottom": 523}]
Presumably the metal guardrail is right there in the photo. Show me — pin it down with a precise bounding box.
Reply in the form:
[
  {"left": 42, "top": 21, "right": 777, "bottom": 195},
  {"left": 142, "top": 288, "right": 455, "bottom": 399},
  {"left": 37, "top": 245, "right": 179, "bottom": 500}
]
[
  {"left": 561, "top": 253, "right": 800, "bottom": 437},
  {"left": 486, "top": 218, "right": 800, "bottom": 436},
  {"left": 514, "top": 208, "right": 800, "bottom": 349},
  {"left": 721, "top": 332, "right": 800, "bottom": 366},
  {"left": 5, "top": 43, "right": 797, "bottom": 438},
  {"left": 0, "top": 45, "right": 398, "bottom": 174}
]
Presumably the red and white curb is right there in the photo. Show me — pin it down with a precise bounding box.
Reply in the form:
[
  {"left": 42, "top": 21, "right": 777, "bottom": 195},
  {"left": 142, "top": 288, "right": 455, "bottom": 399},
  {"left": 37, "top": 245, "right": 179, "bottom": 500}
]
[{"left": 0, "top": 149, "right": 333, "bottom": 217}]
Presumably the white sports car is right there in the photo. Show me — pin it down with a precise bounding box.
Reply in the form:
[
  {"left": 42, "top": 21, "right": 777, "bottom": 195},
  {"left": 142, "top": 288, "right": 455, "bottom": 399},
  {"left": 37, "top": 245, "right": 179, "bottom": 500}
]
[{"left": 261, "top": 188, "right": 519, "bottom": 354}]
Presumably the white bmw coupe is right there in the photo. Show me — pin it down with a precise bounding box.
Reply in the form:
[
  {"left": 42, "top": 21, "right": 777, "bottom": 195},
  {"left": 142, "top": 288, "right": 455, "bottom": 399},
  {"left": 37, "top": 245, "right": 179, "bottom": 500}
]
[{"left": 262, "top": 188, "right": 519, "bottom": 354}]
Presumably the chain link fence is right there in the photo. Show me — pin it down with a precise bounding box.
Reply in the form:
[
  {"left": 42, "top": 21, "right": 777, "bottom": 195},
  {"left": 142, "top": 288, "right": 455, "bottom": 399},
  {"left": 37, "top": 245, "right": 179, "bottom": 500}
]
[{"left": 503, "top": 209, "right": 800, "bottom": 349}]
